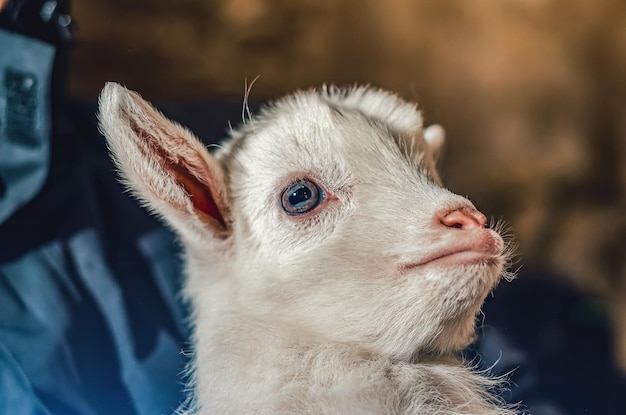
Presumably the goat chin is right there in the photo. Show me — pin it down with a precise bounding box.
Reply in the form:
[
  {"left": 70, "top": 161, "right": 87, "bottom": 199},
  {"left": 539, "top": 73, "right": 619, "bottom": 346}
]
[{"left": 98, "top": 82, "right": 518, "bottom": 415}]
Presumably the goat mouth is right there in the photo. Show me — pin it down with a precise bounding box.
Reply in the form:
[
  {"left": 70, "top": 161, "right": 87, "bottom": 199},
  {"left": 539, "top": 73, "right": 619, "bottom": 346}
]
[
  {"left": 418, "top": 250, "right": 499, "bottom": 268},
  {"left": 400, "top": 236, "right": 504, "bottom": 272},
  {"left": 400, "top": 250, "right": 499, "bottom": 273},
  {"left": 399, "top": 230, "right": 505, "bottom": 272}
]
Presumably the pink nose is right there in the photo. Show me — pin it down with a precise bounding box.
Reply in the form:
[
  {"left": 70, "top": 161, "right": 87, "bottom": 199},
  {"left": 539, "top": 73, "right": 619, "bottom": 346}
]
[{"left": 439, "top": 208, "right": 487, "bottom": 230}]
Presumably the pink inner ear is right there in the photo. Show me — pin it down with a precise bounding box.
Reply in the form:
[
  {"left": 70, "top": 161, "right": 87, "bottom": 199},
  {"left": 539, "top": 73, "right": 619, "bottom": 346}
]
[
  {"left": 174, "top": 165, "right": 226, "bottom": 229},
  {"left": 127, "top": 114, "right": 227, "bottom": 230}
]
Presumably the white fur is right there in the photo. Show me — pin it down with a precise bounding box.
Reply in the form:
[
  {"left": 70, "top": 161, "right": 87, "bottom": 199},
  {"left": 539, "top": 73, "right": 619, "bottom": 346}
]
[{"left": 98, "top": 83, "right": 517, "bottom": 415}]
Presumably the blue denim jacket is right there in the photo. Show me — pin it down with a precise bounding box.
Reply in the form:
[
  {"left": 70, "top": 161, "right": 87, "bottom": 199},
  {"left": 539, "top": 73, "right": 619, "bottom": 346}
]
[{"left": 0, "top": 229, "right": 186, "bottom": 415}]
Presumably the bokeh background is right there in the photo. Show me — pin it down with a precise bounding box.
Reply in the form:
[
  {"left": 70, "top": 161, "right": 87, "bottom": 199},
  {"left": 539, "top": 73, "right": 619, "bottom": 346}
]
[{"left": 68, "top": 0, "right": 625, "bottom": 370}]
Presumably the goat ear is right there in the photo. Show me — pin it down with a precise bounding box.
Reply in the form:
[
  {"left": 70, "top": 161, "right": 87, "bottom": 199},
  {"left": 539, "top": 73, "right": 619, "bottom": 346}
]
[
  {"left": 423, "top": 124, "right": 445, "bottom": 162},
  {"left": 420, "top": 124, "right": 446, "bottom": 184},
  {"left": 98, "top": 82, "right": 230, "bottom": 241}
]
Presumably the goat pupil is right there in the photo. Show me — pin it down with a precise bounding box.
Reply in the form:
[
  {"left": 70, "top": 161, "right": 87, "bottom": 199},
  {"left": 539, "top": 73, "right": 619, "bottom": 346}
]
[
  {"left": 289, "top": 185, "right": 312, "bottom": 207},
  {"left": 281, "top": 179, "right": 323, "bottom": 215}
]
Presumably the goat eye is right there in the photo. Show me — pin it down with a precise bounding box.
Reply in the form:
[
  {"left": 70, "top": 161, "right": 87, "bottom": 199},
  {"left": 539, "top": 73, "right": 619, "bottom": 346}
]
[{"left": 281, "top": 179, "right": 324, "bottom": 215}]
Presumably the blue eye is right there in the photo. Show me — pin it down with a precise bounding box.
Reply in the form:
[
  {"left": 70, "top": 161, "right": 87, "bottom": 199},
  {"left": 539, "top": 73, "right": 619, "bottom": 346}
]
[{"left": 281, "top": 179, "right": 324, "bottom": 215}]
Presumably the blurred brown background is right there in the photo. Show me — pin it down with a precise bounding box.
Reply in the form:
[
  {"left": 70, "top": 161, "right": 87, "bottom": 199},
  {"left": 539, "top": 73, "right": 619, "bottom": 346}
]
[{"left": 69, "top": 0, "right": 625, "bottom": 369}]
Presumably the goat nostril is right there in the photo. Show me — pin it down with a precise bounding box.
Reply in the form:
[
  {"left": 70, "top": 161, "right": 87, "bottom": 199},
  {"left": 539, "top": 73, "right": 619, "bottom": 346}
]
[{"left": 440, "top": 209, "right": 486, "bottom": 230}]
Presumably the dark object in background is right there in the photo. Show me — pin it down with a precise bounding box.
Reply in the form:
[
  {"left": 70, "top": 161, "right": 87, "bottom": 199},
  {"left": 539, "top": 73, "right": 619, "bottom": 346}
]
[
  {"left": 0, "top": 0, "right": 75, "bottom": 44},
  {"left": 0, "top": 0, "right": 75, "bottom": 224},
  {"left": 0, "top": 0, "right": 75, "bottom": 135},
  {"left": 475, "top": 271, "right": 626, "bottom": 415}
]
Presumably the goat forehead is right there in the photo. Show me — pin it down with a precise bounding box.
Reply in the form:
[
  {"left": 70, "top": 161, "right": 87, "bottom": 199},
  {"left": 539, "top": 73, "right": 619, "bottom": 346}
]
[{"left": 229, "top": 103, "right": 423, "bottom": 181}]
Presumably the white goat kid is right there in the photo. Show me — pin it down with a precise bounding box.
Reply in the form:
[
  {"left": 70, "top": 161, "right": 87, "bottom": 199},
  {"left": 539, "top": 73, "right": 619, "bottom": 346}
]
[{"left": 98, "top": 83, "right": 517, "bottom": 415}]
